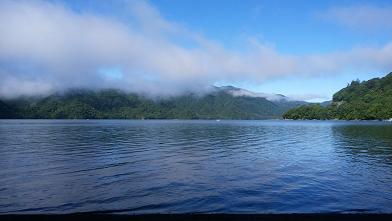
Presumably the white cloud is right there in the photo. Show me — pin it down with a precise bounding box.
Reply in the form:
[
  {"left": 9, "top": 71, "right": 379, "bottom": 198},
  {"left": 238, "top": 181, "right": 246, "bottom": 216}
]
[
  {"left": 0, "top": 0, "right": 392, "bottom": 98},
  {"left": 320, "top": 5, "right": 392, "bottom": 30},
  {"left": 286, "top": 94, "right": 329, "bottom": 102}
]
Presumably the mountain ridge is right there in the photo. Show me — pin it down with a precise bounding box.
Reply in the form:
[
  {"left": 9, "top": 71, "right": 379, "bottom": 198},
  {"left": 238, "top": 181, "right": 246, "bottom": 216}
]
[{"left": 0, "top": 86, "right": 306, "bottom": 119}]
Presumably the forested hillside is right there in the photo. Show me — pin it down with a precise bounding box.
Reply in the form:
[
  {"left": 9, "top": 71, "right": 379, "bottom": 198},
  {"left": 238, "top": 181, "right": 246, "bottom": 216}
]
[
  {"left": 0, "top": 100, "right": 20, "bottom": 119},
  {"left": 0, "top": 87, "right": 305, "bottom": 119},
  {"left": 283, "top": 72, "right": 392, "bottom": 120}
]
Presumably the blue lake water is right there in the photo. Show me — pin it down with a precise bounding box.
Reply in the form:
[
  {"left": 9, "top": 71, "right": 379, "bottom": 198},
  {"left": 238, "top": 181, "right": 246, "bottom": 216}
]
[{"left": 0, "top": 119, "right": 392, "bottom": 214}]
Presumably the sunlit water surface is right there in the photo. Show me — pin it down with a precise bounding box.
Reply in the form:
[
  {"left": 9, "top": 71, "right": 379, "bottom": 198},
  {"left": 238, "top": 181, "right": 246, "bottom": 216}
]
[{"left": 1, "top": 120, "right": 392, "bottom": 214}]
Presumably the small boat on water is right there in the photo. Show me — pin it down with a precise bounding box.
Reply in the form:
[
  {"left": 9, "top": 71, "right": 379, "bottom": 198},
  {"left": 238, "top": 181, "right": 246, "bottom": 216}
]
[{"left": 387, "top": 118, "right": 392, "bottom": 122}]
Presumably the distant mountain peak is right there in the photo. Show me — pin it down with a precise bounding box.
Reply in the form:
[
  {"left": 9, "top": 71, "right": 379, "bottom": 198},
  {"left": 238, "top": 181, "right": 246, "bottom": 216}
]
[
  {"left": 217, "top": 85, "right": 242, "bottom": 91},
  {"left": 216, "top": 85, "right": 295, "bottom": 102}
]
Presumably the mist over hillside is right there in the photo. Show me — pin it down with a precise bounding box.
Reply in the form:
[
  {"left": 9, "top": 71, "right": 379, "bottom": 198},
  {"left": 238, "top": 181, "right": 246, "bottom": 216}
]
[{"left": 0, "top": 86, "right": 306, "bottom": 120}]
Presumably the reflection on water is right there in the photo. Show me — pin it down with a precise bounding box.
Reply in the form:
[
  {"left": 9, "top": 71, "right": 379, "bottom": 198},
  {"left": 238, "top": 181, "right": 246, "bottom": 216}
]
[
  {"left": 332, "top": 125, "right": 392, "bottom": 165},
  {"left": 0, "top": 120, "right": 392, "bottom": 214}
]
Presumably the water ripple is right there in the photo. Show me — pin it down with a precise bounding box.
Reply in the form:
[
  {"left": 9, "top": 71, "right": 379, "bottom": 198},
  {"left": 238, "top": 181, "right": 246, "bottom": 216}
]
[{"left": 1, "top": 120, "right": 392, "bottom": 213}]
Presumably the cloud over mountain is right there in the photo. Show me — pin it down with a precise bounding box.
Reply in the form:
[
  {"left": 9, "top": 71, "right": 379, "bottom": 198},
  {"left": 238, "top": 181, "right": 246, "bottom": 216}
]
[{"left": 0, "top": 0, "right": 392, "bottom": 98}]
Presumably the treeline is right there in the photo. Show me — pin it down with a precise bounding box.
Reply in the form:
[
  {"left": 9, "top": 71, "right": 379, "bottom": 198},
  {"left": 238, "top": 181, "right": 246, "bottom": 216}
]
[
  {"left": 0, "top": 88, "right": 304, "bottom": 120},
  {"left": 283, "top": 72, "right": 392, "bottom": 120}
]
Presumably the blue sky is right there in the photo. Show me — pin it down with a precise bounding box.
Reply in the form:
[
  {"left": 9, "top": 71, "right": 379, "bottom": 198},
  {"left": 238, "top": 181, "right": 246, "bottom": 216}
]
[
  {"left": 1, "top": 0, "right": 392, "bottom": 100},
  {"left": 150, "top": 0, "right": 392, "bottom": 100}
]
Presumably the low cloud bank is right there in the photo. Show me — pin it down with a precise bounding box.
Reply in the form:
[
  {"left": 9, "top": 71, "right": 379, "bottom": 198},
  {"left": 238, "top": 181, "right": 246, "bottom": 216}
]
[{"left": 1, "top": 1, "right": 392, "bottom": 99}]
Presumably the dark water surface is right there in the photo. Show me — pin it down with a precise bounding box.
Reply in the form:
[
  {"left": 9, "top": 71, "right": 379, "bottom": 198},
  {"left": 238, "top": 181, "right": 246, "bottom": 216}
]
[{"left": 1, "top": 120, "right": 392, "bottom": 214}]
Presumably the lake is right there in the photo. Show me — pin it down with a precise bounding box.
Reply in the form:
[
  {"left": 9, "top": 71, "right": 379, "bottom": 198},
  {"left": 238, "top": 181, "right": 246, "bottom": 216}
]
[{"left": 1, "top": 119, "right": 392, "bottom": 214}]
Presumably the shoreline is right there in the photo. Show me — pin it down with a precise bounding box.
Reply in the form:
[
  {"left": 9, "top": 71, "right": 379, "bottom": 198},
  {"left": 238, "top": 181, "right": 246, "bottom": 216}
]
[{"left": 1, "top": 118, "right": 391, "bottom": 122}]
